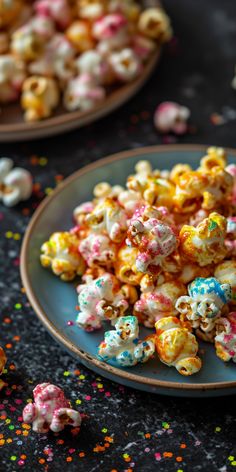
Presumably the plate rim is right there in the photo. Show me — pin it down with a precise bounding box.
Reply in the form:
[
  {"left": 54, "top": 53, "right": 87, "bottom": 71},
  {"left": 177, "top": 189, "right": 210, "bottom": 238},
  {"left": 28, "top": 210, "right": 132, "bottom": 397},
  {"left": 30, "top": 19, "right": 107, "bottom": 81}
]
[
  {"left": 0, "top": 50, "right": 159, "bottom": 141},
  {"left": 20, "top": 144, "right": 236, "bottom": 391}
]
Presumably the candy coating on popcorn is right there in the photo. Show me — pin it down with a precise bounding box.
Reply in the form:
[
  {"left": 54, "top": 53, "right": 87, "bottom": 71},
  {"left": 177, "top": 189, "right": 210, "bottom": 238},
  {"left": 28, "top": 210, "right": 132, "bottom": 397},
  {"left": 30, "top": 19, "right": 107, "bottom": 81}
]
[
  {"left": 114, "top": 244, "right": 143, "bottom": 286},
  {"left": 126, "top": 205, "right": 177, "bottom": 274},
  {"left": 154, "top": 102, "right": 190, "bottom": 135},
  {"left": 154, "top": 317, "right": 202, "bottom": 376},
  {"left": 175, "top": 277, "right": 231, "bottom": 339},
  {"left": 64, "top": 73, "right": 105, "bottom": 111},
  {"left": 215, "top": 312, "right": 236, "bottom": 362},
  {"left": 40, "top": 232, "right": 85, "bottom": 281},
  {"left": 134, "top": 281, "right": 186, "bottom": 328},
  {"left": 0, "top": 157, "right": 32, "bottom": 207},
  {"left": 0, "top": 0, "right": 23, "bottom": 28},
  {"left": 0, "top": 346, "right": 7, "bottom": 391},
  {"left": 76, "top": 50, "right": 111, "bottom": 84},
  {"left": 179, "top": 212, "right": 227, "bottom": 266},
  {"left": 86, "top": 198, "right": 127, "bottom": 243},
  {"left": 98, "top": 316, "right": 155, "bottom": 366},
  {"left": 66, "top": 20, "right": 94, "bottom": 52},
  {"left": 22, "top": 383, "right": 81, "bottom": 433},
  {"left": 138, "top": 7, "right": 172, "bottom": 42},
  {"left": 199, "top": 146, "right": 227, "bottom": 172},
  {"left": 77, "top": 273, "right": 128, "bottom": 331},
  {"left": 78, "top": 0, "right": 107, "bottom": 21},
  {"left": 93, "top": 13, "right": 128, "bottom": 52},
  {"left": 79, "top": 232, "right": 116, "bottom": 267},
  {"left": 21, "top": 76, "right": 59, "bottom": 121}
]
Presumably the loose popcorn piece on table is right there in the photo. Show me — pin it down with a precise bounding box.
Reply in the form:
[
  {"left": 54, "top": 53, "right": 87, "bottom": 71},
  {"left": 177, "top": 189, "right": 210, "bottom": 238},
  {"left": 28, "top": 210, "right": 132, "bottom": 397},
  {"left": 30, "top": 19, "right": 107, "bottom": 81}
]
[
  {"left": 175, "top": 277, "right": 231, "bottom": 341},
  {"left": 0, "top": 157, "right": 32, "bottom": 207},
  {"left": 134, "top": 281, "right": 186, "bottom": 328},
  {"left": 22, "top": 383, "right": 81, "bottom": 433},
  {"left": 154, "top": 102, "right": 190, "bottom": 135},
  {"left": 138, "top": 7, "right": 172, "bottom": 42},
  {"left": 64, "top": 73, "right": 105, "bottom": 111},
  {"left": 77, "top": 273, "right": 128, "bottom": 331},
  {"left": 86, "top": 198, "right": 127, "bottom": 243},
  {"left": 154, "top": 316, "right": 202, "bottom": 376},
  {"left": 215, "top": 312, "right": 236, "bottom": 362},
  {"left": 126, "top": 205, "right": 177, "bottom": 274},
  {"left": 40, "top": 232, "right": 86, "bottom": 281},
  {"left": 0, "top": 54, "right": 26, "bottom": 103},
  {"left": 214, "top": 260, "right": 236, "bottom": 305},
  {"left": 21, "top": 76, "right": 59, "bottom": 122},
  {"left": 98, "top": 316, "right": 155, "bottom": 367},
  {"left": 0, "top": 346, "right": 7, "bottom": 391},
  {"left": 179, "top": 212, "right": 227, "bottom": 266}
]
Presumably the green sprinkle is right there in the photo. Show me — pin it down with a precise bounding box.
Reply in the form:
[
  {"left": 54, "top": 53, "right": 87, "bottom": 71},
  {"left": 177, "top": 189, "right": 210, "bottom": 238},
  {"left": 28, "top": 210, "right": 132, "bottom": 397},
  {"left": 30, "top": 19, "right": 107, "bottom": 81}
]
[
  {"left": 9, "top": 425, "right": 14, "bottom": 430},
  {"left": 15, "top": 303, "right": 22, "bottom": 310},
  {"left": 215, "top": 426, "right": 221, "bottom": 432},
  {"left": 10, "top": 456, "right": 17, "bottom": 461},
  {"left": 76, "top": 399, "right": 82, "bottom": 405},
  {"left": 232, "top": 462, "right": 236, "bottom": 466},
  {"left": 102, "top": 428, "right": 108, "bottom": 433},
  {"left": 229, "top": 456, "right": 234, "bottom": 461},
  {"left": 208, "top": 220, "right": 217, "bottom": 231},
  {"left": 162, "top": 422, "right": 170, "bottom": 429},
  {"left": 63, "top": 371, "right": 70, "bottom": 377}
]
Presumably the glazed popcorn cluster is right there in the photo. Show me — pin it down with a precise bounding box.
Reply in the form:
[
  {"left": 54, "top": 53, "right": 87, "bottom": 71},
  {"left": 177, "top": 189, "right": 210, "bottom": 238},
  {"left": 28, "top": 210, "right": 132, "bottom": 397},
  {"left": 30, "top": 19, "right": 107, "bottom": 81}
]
[
  {"left": 0, "top": 0, "right": 172, "bottom": 122},
  {"left": 40, "top": 147, "right": 236, "bottom": 376}
]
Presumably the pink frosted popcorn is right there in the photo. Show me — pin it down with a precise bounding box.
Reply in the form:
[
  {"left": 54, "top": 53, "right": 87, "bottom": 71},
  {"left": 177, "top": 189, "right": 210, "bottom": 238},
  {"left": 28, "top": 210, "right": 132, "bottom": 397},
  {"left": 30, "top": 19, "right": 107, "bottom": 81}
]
[
  {"left": 94, "top": 13, "right": 128, "bottom": 54},
  {"left": 154, "top": 101, "right": 190, "bottom": 134},
  {"left": 23, "top": 383, "right": 81, "bottom": 433},
  {"left": 77, "top": 273, "right": 128, "bottom": 331},
  {"left": 131, "top": 34, "right": 155, "bottom": 61},
  {"left": 79, "top": 233, "right": 117, "bottom": 267},
  {"left": 76, "top": 50, "right": 110, "bottom": 84},
  {"left": 215, "top": 313, "right": 236, "bottom": 362},
  {"left": 64, "top": 73, "right": 106, "bottom": 111},
  {"left": 109, "top": 48, "right": 141, "bottom": 82},
  {"left": 134, "top": 281, "right": 186, "bottom": 328},
  {"left": 225, "top": 216, "right": 236, "bottom": 256},
  {"left": 226, "top": 164, "right": 236, "bottom": 206},
  {"left": 126, "top": 205, "right": 177, "bottom": 274},
  {"left": 35, "top": 0, "right": 72, "bottom": 29}
]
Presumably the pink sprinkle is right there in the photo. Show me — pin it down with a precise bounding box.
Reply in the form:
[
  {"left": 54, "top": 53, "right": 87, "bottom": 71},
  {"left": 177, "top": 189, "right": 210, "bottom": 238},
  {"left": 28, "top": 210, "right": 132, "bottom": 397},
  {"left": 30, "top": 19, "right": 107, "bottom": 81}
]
[
  {"left": 18, "top": 460, "right": 25, "bottom": 466},
  {"left": 67, "top": 320, "right": 74, "bottom": 326},
  {"left": 9, "top": 406, "right": 16, "bottom": 411},
  {"left": 105, "top": 392, "right": 111, "bottom": 397},
  {"left": 18, "top": 416, "right": 23, "bottom": 421},
  {"left": 195, "top": 440, "right": 201, "bottom": 446},
  {"left": 155, "top": 452, "right": 162, "bottom": 461},
  {"left": 85, "top": 395, "right": 91, "bottom": 401},
  {"left": 145, "top": 447, "right": 150, "bottom": 452},
  {"left": 15, "top": 399, "right": 23, "bottom": 404},
  {"left": 13, "top": 258, "right": 20, "bottom": 266},
  {"left": 0, "top": 404, "right": 4, "bottom": 409},
  {"left": 69, "top": 448, "right": 75, "bottom": 454}
]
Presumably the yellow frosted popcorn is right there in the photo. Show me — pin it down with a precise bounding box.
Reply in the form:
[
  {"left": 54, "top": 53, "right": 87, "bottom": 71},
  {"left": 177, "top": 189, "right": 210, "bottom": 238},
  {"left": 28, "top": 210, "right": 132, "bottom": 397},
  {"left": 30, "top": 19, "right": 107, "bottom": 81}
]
[
  {"left": 138, "top": 7, "right": 172, "bottom": 42},
  {"left": 198, "top": 146, "right": 227, "bottom": 172},
  {"left": 154, "top": 317, "right": 202, "bottom": 376},
  {"left": 115, "top": 244, "right": 143, "bottom": 286},
  {"left": 40, "top": 232, "right": 86, "bottom": 281},
  {"left": 21, "top": 76, "right": 59, "bottom": 121}
]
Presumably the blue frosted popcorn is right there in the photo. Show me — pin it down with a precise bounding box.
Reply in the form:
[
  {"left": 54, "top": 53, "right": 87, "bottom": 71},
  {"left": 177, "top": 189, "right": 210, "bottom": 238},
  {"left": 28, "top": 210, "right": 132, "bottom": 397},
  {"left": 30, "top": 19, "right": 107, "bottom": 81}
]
[
  {"left": 98, "top": 316, "right": 155, "bottom": 367},
  {"left": 188, "top": 277, "right": 231, "bottom": 305}
]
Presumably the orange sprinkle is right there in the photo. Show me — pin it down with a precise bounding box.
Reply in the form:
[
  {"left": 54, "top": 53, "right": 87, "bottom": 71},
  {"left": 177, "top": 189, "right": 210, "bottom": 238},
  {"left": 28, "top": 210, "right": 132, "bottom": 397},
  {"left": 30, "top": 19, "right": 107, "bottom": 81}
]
[
  {"left": 16, "top": 430, "right": 22, "bottom": 435},
  {"left": 3, "top": 318, "right": 11, "bottom": 324},
  {"left": 21, "top": 455, "right": 26, "bottom": 460},
  {"left": 5, "top": 343, "right": 12, "bottom": 349},
  {"left": 79, "top": 452, "right": 85, "bottom": 457},
  {"left": 180, "top": 443, "right": 187, "bottom": 449},
  {"left": 74, "top": 370, "right": 81, "bottom": 376},
  {"left": 22, "top": 423, "right": 31, "bottom": 430},
  {"left": 30, "top": 156, "right": 39, "bottom": 165},
  {"left": 145, "top": 433, "right": 151, "bottom": 438},
  {"left": 66, "top": 457, "right": 73, "bottom": 462},
  {"left": 0, "top": 435, "right": 3, "bottom": 439},
  {"left": 111, "top": 469, "right": 118, "bottom": 472},
  {"left": 22, "top": 208, "right": 30, "bottom": 216},
  {"left": 21, "top": 287, "right": 26, "bottom": 293},
  {"left": 104, "top": 443, "right": 110, "bottom": 448},
  {"left": 22, "top": 431, "right": 29, "bottom": 436},
  {"left": 163, "top": 452, "right": 173, "bottom": 458},
  {"left": 55, "top": 174, "right": 64, "bottom": 182},
  {"left": 105, "top": 436, "right": 113, "bottom": 443},
  {"left": 57, "top": 439, "right": 64, "bottom": 445},
  {"left": 13, "top": 336, "right": 20, "bottom": 341},
  {"left": 0, "top": 440, "right": 5, "bottom": 446},
  {"left": 127, "top": 469, "right": 133, "bottom": 472},
  {"left": 9, "top": 364, "right": 16, "bottom": 371},
  {"left": 0, "top": 415, "right": 7, "bottom": 420},
  {"left": 125, "top": 458, "right": 131, "bottom": 462},
  {"left": 176, "top": 456, "right": 183, "bottom": 462},
  {"left": 39, "top": 458, "right": 45, "bottom": 464}
]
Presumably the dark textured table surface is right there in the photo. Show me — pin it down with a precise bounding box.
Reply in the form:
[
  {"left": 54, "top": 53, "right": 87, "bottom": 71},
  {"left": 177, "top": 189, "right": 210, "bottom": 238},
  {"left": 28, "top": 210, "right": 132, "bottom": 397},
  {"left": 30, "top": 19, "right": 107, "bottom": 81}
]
[{"left": 1, "top": 1, "right": 236, "bottom": 471}]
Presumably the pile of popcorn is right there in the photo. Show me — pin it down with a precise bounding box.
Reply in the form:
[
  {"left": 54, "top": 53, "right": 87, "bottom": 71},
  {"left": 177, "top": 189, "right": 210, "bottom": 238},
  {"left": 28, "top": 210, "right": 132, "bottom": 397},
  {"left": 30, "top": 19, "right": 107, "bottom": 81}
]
[
  {"left": 40, "top": 147, "right": 236, "bottom": 376},
  {"left": 0, "top": 0, "right": 172, "bottom": 121}
]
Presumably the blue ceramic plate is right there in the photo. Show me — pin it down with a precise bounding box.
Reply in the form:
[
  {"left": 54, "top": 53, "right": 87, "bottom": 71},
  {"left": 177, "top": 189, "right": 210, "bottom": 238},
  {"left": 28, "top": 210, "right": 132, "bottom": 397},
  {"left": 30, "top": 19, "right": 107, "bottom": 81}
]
[{"left": 21, "top": 145, "right": 236, "bottom": 397}]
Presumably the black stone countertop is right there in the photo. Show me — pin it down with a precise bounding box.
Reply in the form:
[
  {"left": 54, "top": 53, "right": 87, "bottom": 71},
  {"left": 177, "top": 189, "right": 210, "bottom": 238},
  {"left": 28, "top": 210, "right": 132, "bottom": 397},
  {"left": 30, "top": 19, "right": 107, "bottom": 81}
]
[{"left": 1, "top": 1, "right": 236, "bottom": 471}]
